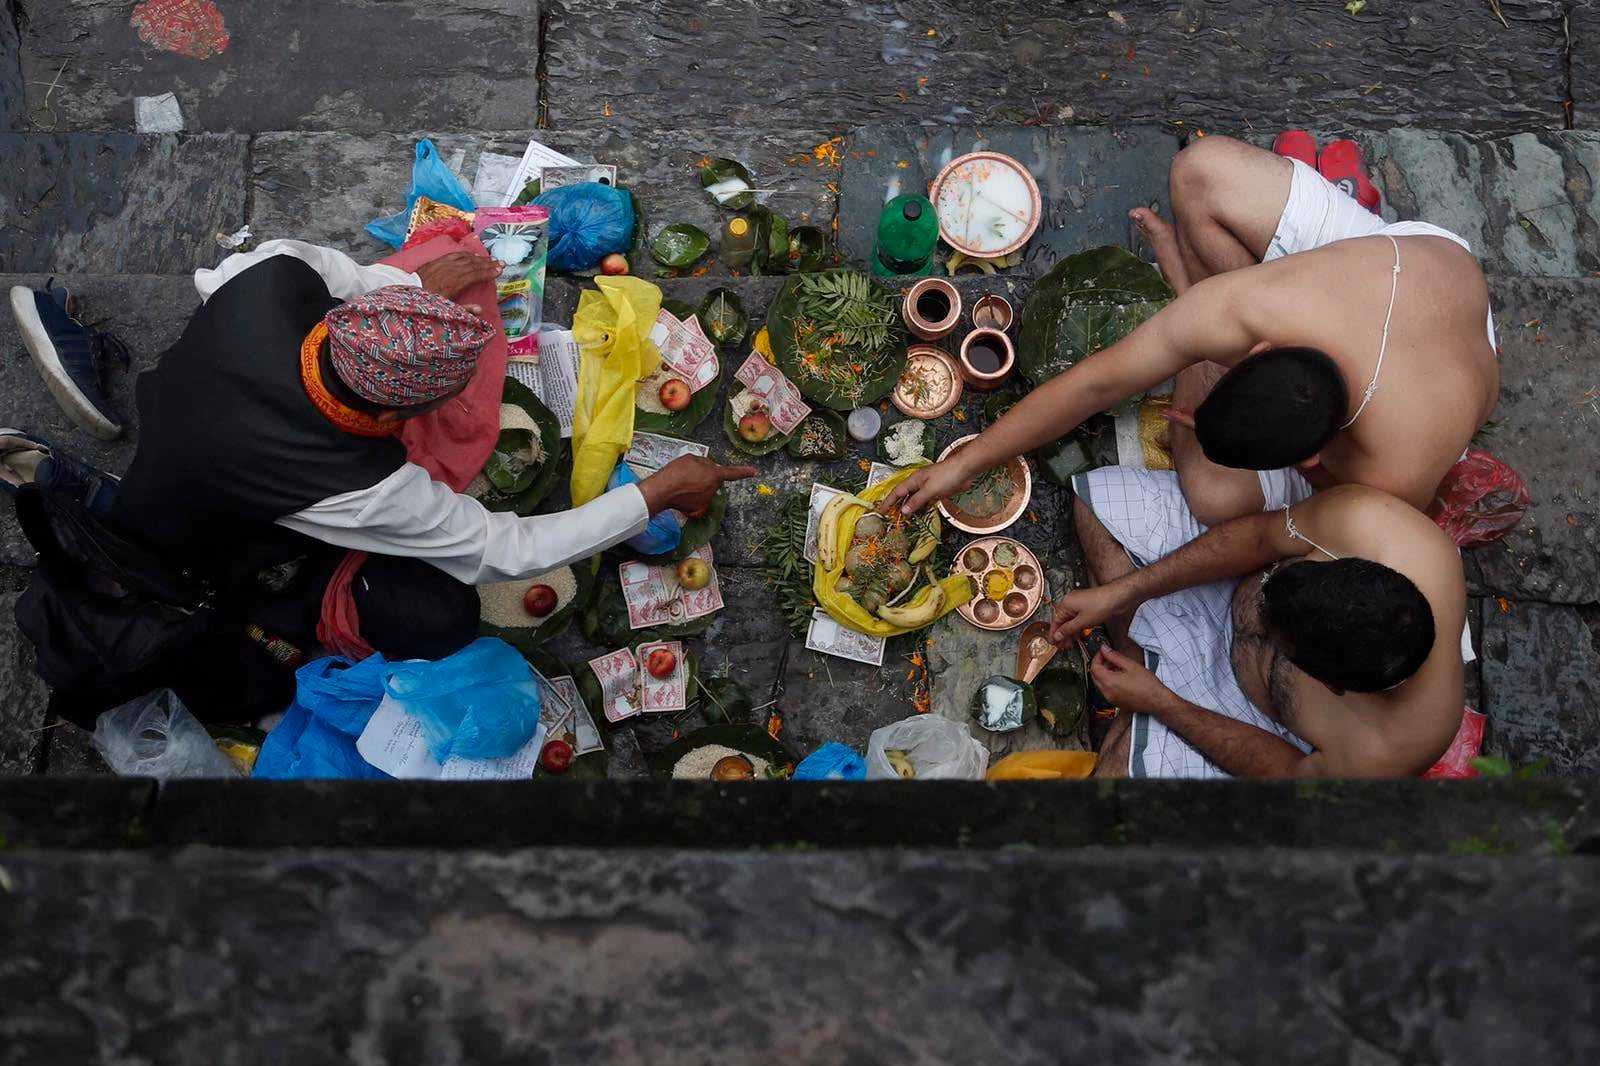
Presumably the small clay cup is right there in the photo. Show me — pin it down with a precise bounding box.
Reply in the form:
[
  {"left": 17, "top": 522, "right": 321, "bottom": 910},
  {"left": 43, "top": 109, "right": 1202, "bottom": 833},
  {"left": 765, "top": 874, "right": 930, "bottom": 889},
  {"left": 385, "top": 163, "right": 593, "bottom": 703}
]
[
  {"left": 958, "top": 327, "right": 1015, "bottom": 391},
  {"left": 902, "top": 277, "right": 962, "bottom": 341}
]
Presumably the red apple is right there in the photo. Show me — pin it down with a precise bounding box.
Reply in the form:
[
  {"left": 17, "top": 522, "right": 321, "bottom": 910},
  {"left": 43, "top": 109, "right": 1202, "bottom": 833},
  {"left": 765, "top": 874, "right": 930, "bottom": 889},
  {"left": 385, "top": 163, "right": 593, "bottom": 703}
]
[
  {"left": 646, "top": 647, "right": 678, "bottom": 679},
  {"left": 522, "top": 583, "right": 558, "bottom": 617},
  {"left": 539, "top": 738, "right": 574, "bottom": 774},
  {"left": 600, "top": 253, "right": 630, "bottom": 276},
  {"left": 659, "top": 378, "right": 692, "bottom": 412},
  {"left": 737, "top": 410, "right": 773, "bottom": 443}
]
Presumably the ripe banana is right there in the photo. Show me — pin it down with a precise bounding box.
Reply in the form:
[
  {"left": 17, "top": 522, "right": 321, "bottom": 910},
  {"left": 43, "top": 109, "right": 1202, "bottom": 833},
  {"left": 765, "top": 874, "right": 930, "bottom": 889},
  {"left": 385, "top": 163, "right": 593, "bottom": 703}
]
[
  {"left": 816, "top": 492, "right": 873, "bottom": 571},
  {"left": 885, "top": 749, "right": 916, "bottom": 779},
  {"left": 907, "top": 513, "right": 941, "bottom": 564},
  {"left": 874, "top": 583, "right": 946, "bottom": 628}
]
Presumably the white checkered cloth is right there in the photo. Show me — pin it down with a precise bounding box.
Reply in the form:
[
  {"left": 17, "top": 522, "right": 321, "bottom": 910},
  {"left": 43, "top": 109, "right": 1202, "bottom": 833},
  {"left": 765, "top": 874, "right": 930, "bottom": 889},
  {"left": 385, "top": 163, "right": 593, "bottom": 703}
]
[{"left": 1073, "top": 466, "right": 1312, "bottom": 778}]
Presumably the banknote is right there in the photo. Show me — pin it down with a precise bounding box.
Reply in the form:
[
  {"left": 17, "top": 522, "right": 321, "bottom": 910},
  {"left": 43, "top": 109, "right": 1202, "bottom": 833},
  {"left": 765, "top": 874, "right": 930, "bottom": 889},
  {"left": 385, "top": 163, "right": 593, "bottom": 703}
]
[
  {"left": 625, "top": 431, "right": 710, "bottom": 476},
  {"left": 734, "top": 352, "right": 812, "bottom": 435},
  {"left": 586, "top": 648, "right": 641, "bottom": 723},
  {"left": 803, "top": 482, "right": 847, "bottom": 565},
  {"left": 618, "top": 545, "right": 724, "bottom": 630},
  {"left": 550, "top": 674, "right": 603, "bottom": 755},
  {"left": 636, "top": 640, "right": 688, "bottom": 713},
  {"left": 805, "top": 608, "right": 887, "bottom": 666},
  {"left": 649, "top": 310, "right": 720, "bottom": 392},
  {"left": 866, "top": 461, "right": 897, "bottom": 488}
]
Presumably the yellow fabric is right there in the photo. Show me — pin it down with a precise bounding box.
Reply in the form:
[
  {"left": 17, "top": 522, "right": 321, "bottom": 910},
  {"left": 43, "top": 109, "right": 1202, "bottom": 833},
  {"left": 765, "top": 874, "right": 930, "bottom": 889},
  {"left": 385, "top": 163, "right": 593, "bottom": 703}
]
[
  {"left": 812, "top": 465, "right": 974, "bottom": 637},
  {"left": 570, "top": 276, "right": 663, "bottom": 505},
  {"left": 986, "top": 750, "right": 1098, "bottom": 780}
]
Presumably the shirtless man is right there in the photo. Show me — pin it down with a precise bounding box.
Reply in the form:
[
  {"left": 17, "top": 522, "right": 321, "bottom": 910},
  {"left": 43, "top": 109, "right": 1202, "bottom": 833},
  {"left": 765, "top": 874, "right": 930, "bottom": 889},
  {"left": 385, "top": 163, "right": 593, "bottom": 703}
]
[
  {"left": 1051, "top": 468, "right": 1466, "bottom": 778},
  {"left": 887, "top": 135, "right": 1500, "bottom": 525}
]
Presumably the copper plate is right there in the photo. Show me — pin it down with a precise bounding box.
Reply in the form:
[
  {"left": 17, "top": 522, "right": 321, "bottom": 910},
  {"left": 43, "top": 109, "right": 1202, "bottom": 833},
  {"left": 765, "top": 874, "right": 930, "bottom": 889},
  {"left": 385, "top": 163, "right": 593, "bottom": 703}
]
[
  {"left": 936, "top": 434, "right": 1032, "bottom": 534},
  {"left": 892, "top": 345, "right": 964, "bottom": 419},
  {"left": 954, "top": 536, "right": 1044, "bottom": 631},
  {"left": 928, "top": 151, "right": 1043, "bottom": 260}
]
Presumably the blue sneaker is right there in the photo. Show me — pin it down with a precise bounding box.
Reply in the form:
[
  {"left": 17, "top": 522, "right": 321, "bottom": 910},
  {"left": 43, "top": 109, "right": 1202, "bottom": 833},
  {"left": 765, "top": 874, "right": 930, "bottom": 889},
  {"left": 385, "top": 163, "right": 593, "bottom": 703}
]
[
  {"left": 9, "top": 280, "right": 130, "bottom": 440},
  {"left": 0, "top": 429, "right": 120, "bottom": 518}
]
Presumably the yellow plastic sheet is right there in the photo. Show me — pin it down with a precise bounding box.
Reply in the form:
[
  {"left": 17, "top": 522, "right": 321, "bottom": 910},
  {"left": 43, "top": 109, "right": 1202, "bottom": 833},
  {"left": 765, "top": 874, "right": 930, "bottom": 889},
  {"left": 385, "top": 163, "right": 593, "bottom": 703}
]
[
  {"left": 570, "top": 276, "right": 663, "bottom": 505},
  {"left": 812, "top": 465, "right": 975, "bottom": 638},
  {"left": 986, "top": 750, "right": 1098, "bottom": 780}
]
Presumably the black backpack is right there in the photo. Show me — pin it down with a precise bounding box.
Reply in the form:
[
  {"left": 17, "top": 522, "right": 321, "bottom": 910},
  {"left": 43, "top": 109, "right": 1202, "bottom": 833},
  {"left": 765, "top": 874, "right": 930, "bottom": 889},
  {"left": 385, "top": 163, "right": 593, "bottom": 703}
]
[{"left": 12, "top": 482, "right": 220, "bottom": 694}]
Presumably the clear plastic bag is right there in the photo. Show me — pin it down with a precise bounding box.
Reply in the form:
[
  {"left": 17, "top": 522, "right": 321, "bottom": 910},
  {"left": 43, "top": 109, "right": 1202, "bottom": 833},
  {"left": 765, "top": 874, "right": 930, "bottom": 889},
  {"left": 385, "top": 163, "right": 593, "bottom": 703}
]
[
  {"left": 381, "top": 638, "right": 542, "bottom": 761},
  {"left": 866, "top": 715, "right": 989, "bottom": 780},
  {"left": 92, "top": 689, "right": 239, "bottom": 780}
]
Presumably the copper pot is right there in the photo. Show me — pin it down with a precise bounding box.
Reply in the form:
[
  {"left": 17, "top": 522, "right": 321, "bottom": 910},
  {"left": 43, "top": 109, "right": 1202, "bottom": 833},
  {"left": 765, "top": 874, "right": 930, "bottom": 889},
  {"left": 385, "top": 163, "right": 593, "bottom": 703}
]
[
  {"left": 971, "top": 293, "right": 1014, "bottom": 332},
  {"left": 958, "top": 328, "right": 1015, "bottom": 391},
  {"left": 902, "top": 277, "right": 962, "bottom": 341}
]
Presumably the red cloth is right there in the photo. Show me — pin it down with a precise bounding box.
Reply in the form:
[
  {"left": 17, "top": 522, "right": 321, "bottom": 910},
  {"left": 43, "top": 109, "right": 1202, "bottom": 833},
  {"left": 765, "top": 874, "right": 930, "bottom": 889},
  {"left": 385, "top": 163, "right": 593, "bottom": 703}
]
[
  {"left": 316, "top": 234, "right": 507, "bottom": 658},
  {"left": 1421, "top": 707, "right": 1487, "bottom": 780}
]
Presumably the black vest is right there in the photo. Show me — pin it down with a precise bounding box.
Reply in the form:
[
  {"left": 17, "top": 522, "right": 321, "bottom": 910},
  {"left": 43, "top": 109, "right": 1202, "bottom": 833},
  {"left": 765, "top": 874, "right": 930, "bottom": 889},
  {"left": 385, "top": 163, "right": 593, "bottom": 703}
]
[{"left": 113, "top": 256, "right": 406, "bottom": 561}]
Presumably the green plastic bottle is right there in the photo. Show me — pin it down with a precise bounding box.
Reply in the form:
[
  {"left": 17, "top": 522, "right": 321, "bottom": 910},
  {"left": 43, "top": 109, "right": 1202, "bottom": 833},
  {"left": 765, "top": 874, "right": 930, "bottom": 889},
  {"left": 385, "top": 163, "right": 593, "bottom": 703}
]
[
  {"left": 721, "top": 215, "right": 759, "bottom": 270},
  {"left": 872, "top": 194, "right": 939, "bottom": 277}
]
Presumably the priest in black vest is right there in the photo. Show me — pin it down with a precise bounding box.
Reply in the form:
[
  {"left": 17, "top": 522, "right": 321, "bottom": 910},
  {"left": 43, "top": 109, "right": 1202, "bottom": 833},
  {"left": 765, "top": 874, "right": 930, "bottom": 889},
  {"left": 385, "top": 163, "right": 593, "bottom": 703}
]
[{"left": 97, "top": 240, "right": 750, "bottom": 709}]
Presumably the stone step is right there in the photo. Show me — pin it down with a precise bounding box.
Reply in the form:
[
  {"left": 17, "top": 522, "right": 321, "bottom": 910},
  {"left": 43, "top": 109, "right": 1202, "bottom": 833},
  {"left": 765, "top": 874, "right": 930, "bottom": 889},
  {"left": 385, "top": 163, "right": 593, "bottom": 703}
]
[
  {"left": 839, "top": 124, "right": 1600, "bottom": 279},
  {"left": 8, "top": 0, "right": 541, "bottom": 134},
  {"left": 0, "top": 133, "right": 247, "bottom": 275},
  {"left": 541, "top": 0, "right": 1572, "bottom": 135}
]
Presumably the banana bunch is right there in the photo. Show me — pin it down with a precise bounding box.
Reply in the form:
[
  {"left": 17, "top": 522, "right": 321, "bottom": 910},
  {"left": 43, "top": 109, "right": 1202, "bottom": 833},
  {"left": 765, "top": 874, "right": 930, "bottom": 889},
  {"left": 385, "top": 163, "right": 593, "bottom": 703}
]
[
  {"left": 885, "top": 749, "right": 917, "bottom": 779},
  {"left": 908, "top": 512, "right": 941, "bottom": 564},
  {"left": 816, "top": 491, "right": 875, "bottom": 571},
  {"left": 875, "top": 582, "right": 947, "bottom": 628}
]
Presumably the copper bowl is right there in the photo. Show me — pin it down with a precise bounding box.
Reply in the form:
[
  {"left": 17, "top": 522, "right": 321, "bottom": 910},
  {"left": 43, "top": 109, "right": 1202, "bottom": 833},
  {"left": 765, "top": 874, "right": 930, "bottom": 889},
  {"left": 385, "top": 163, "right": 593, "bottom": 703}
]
[
  {"left": 953, "top": 536, "right": 1045, "bottom": 632},
  {"left": 902, "top": 277, "right": 962, "bottom": 341},
  {"left": 972, "top": 293, "right": 1014, "bottom": 331},
  {"left": 892, "top": 344, "right": 964, "bottom": 419},
  {"left": 958, "top": 328, "right": 1015, "bottom": 392},
  {"left": 935, "top": 434, "right": 1032, "bottom": 534}
]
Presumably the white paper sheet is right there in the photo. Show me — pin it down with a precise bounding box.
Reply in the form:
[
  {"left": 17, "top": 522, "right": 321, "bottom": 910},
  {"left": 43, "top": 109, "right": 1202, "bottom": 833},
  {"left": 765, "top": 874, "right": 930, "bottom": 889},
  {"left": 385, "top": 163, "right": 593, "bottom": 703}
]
[
  {"left": 505, "top": 328, "right": 580, "bottom": 437},
  {"left": 473, "top": 151, "right": 524, "bottom": 208},
  {"left": 355, "top": 694, "right": 548, "bottom": 781},
  {"left": 505, "top": 139, "right": 584, "bottom": 204}
]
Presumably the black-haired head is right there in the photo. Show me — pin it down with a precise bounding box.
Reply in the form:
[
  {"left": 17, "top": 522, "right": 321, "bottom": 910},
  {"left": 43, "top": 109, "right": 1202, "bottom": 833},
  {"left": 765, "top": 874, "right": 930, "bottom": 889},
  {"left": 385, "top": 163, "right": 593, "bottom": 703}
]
[
  {"left": 1195, "top": 347, "right": 1348, "bottom": 470},
  {"left": 1263, "top": 558, "right": 1435, "bottom": 693}
]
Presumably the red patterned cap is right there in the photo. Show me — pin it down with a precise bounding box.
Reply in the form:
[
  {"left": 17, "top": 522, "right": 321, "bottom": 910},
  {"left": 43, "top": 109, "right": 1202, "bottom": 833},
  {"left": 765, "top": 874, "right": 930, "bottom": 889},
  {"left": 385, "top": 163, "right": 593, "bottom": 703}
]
[{"left": 324, "top": 285, "right": 492, "bottom": 408}]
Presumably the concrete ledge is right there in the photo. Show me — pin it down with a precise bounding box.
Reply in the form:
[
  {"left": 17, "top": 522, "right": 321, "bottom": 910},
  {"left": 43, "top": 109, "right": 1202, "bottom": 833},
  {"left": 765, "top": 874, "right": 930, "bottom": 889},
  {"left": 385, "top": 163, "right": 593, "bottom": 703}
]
[{"left": 3, "top": 778, "right": 1595, "bottom": 854}]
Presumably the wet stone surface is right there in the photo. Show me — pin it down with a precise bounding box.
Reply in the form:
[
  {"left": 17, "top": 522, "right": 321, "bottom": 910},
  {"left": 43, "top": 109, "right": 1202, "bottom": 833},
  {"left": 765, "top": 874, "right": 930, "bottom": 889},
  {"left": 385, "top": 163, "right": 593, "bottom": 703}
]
[
  {"left": 542, "top": 0, "right": 1570, "bottom": 135},
  {"left": 0, "top": 133, "right": 248, "bottom": 274},
  {"left": 14, "top": 0, "right": 541, "bottom": 134},
  {"left": 0, "top": 593, "right": 50, "bottom": 775},
  {"left": 1480, "top": 601, "right": 1600, "bottom": 775}
]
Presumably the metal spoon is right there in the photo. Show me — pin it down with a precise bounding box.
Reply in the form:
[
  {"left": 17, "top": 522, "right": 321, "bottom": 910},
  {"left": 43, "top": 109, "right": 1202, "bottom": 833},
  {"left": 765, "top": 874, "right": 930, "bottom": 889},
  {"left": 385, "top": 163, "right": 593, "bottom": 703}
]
[{"left": 1015, "top": 620, "right": 1059, "bottom": 684}]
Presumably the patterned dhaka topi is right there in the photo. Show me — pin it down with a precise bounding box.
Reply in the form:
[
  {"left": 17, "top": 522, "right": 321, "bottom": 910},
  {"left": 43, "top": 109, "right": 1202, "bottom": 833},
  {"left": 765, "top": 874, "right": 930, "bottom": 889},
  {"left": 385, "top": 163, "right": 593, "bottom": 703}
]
[{"left": 323, "top": 285, "right": 493, "bottom": 408}]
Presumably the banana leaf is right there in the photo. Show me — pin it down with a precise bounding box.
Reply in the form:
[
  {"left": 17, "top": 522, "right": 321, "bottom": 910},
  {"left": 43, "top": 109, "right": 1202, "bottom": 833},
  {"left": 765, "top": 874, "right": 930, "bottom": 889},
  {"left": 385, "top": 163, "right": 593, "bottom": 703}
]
[
  {"left": 786, "top": 408, "right": 848, "bottom": 460},
  {"left": 1017, "top": 245, "right": 1173, "bottom": 386},
  {"left": 699, "top": 287, "right": 748, "bottom": 347},
  {"left": 787, "top": 225, "right": 829, "bottom": 273},
  {"left": 634, "top": 488, "right": 728, "bottom": 563},
  {"left": 650, "top": 223, "right": 712, "bottom": 268},
  {"left": 478, "top": 554, "right": 600, "bottom": 654},
  {"left": 1034, "top": 661, "right": 1090, "bottom": 740},
  {"left": 581, "top": 577, "right": 717, "bottom": 648},
  {"left": 767, "top": 270, "right": 907, "bottom": 410},
  {"left": 751, "top": 209, "right": 790, "bottom": 276},
  {"left": 723, "top": 388, "right": 793, "bottom": 456},
  {"left": 699, "top": 157, "right": 755, "bottom": 210},
  {"left": 477, "top": 377, "right": 565, "bottom": 515},
  {"left": 648, "top": 722, "right": 791, "bottom": 780},
  {"left": 636, "top": 361, "right": 723, "bottom": 435},
  {"left": 692, "top": 676, "right": 754, "bottom": 723}
]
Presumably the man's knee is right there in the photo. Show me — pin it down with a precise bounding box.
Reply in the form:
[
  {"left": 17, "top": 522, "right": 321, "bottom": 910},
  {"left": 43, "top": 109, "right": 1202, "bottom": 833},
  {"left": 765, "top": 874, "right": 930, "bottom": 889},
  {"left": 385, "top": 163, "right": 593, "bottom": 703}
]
[
  {"left": 1178, "top": 470, "right": 1263, "bottom": 529},
  {"left": 354, "top": 555, "right": 480, "bottom": 661},
  {"left": 1169, "top": 135, "right": 1249, "bottom": 213}
]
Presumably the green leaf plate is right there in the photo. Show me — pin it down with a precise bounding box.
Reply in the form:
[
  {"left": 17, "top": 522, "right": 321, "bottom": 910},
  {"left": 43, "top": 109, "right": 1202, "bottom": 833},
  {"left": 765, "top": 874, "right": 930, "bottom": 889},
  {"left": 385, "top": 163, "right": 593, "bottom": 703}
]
[
  {"left": 636, "top": 361, "right": 723, "bottom": 435},
  {"left": 634, "top": 488, "right": 728, "bottom": 563},
  {"left": 700, "top": 287, "right": 748, "bottom": 348},
  {"left": 1017, "top": 245, "right": 1173, "bottom": 386},
  {"left": 581, "top": 577, "right": 718, "bottom": 649},
  {"left": 723, "top": 387, "right": 793, "bottom": 456},
  {"left": 648, "top": 722, "right": 792, "bottom": 780},
  {"left": 767, "top": 270, "right": 908, "bottom": 410},
  {"left": 785, "top": 408, "right": 849, "bottom": 461},
  {"left": 877, "top": 415, "right": 938, "bottom": 466},
  {"left": 650, "top": 223, "right": 712, "bottom": 268},
  {"left": 478, "top": 554, "right": 601, "bottom": 655},
  {"left": 477, "top": 377, "right": 565, "bottom": 515},
  {"left": 699, "top": 157, "right": 756, "bottom": 211}
]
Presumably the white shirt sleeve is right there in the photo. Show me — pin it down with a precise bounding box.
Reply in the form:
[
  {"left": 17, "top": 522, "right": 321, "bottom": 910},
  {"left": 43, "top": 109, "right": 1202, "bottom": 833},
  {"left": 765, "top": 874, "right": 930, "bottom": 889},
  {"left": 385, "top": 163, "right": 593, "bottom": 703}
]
[
  {"left": 194, "top": 239, "right": 421, "bottom": 304},
  {"left": 276, "top": 463, "right": 651, "bottom": 584}
]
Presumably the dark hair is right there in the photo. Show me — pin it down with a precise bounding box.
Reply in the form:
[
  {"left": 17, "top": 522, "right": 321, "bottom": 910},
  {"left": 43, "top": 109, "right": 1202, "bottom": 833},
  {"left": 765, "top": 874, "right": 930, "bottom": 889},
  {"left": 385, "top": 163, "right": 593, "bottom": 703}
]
[
  {"left": 1262, "top": 558, "right": 1435, "bottom": 692},
  {"left": 1194, "top": 347, "right": 1348, "bottom": 469}
]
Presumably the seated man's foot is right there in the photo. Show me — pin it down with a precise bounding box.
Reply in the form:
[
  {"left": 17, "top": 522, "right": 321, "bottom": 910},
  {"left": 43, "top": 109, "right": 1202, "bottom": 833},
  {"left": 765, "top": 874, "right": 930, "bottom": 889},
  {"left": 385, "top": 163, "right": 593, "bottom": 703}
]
[
  {"left": 1317, "top": 139, "right": 1382, "bottom": 214},
  {"left": 9, "top": 280, "right": 131, "bottom": 440},
  {"left": 1128, "top": 206, "right": 1191, "bottom": 292},
  {"left": 1271, "top": 129, "right": 1319, "bottom": 167},
  {"left": 0, "top": 429, "right": 120, "bottom": 517}
]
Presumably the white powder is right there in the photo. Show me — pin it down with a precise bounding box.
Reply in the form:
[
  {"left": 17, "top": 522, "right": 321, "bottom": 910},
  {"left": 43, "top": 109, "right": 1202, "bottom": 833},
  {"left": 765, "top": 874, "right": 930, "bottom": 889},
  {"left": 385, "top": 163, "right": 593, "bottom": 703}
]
[
  {"left": 671, "top": 744, "right": 771, "bottom": 780},
  {"left": 884, "top": 420, "right": 926, "bottom": 465},
  {"left": 478, "top": 566, "right": 578, "bottom": 628}
]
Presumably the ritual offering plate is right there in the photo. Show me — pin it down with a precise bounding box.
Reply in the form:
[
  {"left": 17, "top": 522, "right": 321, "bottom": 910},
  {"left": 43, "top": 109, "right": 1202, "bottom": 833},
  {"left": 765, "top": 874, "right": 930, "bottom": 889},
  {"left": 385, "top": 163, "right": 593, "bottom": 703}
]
[
  {"left": 936, "top": 435, "right": 1032, "bottom": 534},
  {"left": 467, "top": 377, "right": 564, "bottom": 515},
  {"left": 929, "top": 152, "right": 1042, "bottom": 260},
  {"left": 786, "top": 408, "right": 848, "bottom": 461},
  {"left": 879, "top": 416, "right": 937, "bottom": 468},
  {"left": 635, "top": 299, "right": 721, "bottom": 435},
  {"left": 651, "top": 723, "right": 792, "bottom": 781},
  {"left": 723, "top": 385, "right": 793, "bottom": 456},
  {"left": 768, "top": 270, "right": 908, "bottom": 410},
  {"left": 478, "top": 555, "right": 600, "bottom": 652},
  {"left": 891, "top": 344, "right": 963, "bottom": 419},
  {"left": 953, "top": 536, "right": 1043, "bottom": 631}
]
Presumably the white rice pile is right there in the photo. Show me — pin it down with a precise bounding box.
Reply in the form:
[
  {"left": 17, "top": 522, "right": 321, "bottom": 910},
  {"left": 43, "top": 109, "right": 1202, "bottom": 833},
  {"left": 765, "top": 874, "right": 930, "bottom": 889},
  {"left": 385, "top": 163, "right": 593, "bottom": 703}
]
[
  {"left": 635, "top": 367, "right": 681, "bottom": 414},
  {"left": 671, "top": 744, "right": 770, "bottom": 780},
  {"left": 478, "top": 565, "right": 578, "bottom": 627}
]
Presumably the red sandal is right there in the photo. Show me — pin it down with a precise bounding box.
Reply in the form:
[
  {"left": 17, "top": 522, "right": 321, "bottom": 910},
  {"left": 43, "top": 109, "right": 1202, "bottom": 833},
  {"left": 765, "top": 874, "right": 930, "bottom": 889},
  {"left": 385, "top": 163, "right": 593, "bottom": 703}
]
[{"left": 1318, "top": 138, "right": 1382, "bottom": 214}]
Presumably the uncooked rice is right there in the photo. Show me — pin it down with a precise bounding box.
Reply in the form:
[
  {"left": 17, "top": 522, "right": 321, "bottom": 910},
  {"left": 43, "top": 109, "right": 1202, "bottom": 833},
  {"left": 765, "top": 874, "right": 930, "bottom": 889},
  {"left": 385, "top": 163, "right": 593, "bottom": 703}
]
[
  {"left": 671, "top": 744, "right": 770, "bottom": 780},
  {"left": 478, "top": 565, "right": 578, "bottom": 627},
  {"left": 635, "top": 367, "right": 678, "bottom": 414}
]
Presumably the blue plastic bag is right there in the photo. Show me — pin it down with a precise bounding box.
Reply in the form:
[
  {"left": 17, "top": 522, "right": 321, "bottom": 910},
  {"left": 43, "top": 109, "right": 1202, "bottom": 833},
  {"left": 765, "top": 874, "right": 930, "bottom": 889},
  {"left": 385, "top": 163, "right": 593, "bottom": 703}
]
[
  {"left": 533, "top": 182, "right": 635, "bottom": 271},
  {"left": 609, "top": 460, "right": 682, "bottom": 555},
  {"left": 365, "top": 139, "right": 477, "bottom": 249},
  {"left": 794, "top": 742, "right": 868, "bottom": 781},
  {"left": 382, "top": 638, "right": 542, "bottom": 761},
  {"left": 255, "top": 655, "right": 391, "bottom": 780}
]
